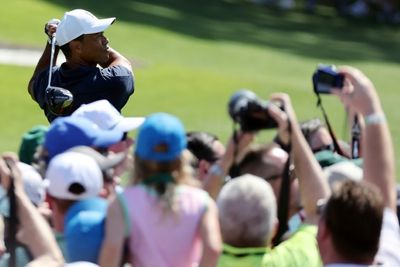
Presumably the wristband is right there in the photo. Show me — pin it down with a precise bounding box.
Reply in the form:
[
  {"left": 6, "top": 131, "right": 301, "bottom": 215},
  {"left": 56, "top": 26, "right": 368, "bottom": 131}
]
[
  {"left": 209, "top": 163, "right": 224, "bottom": 177},
  {"left": 364, "top": 112, "right": 386, "bottom": 126}
]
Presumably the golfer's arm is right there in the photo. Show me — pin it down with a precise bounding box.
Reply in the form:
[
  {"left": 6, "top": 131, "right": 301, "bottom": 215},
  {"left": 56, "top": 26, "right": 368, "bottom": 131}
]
[
  {"left": 27, "top": 43, "right": 59, "bottom": 99},
  {"left": 100, "top": 47, "right": 132, "bottom": 71}
]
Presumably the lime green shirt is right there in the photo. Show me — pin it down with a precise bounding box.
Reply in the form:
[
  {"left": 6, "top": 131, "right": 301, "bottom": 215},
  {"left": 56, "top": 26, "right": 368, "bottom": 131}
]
[{"left": 218, "top": 224, "right": 322, "bottom": 267}]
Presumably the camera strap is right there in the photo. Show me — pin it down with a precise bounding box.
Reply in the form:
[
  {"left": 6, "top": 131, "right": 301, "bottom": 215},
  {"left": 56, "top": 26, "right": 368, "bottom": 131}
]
[
  {"left": 6, "top": 165, "right": 18, "bottom": 267},
  {"left": 272, "top": 154, "right": 292, "bottom": 246},
  {"left": 315, "top": 94, "right": 345, "bottom": 157},
  {"left": 228, "top": 127, "right": 241, "bottom": 178},
  {"left": 272, "top": 122, "right": 292, "bottom": 246},
  {"left": 351, "top": 115, "right": 361, "bottom": 159}
]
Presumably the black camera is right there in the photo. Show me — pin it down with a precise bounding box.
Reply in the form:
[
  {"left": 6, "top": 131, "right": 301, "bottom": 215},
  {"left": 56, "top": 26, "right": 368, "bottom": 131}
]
[
  {"left": 312, "top": 64, "right": 344, "bottom": 94},
  {"left": 228, "top": 89, "right": 281, "bottom": 132}
]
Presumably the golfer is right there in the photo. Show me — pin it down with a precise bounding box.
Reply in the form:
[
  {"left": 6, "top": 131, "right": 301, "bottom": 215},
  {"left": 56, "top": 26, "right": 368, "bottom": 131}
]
[{"left": 28, "top": 9, "right": 135, "bottom": 122}]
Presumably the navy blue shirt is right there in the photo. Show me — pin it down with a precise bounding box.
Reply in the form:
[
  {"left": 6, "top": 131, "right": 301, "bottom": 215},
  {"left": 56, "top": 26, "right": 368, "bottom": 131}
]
[{"left": 33, "top": 63, "right": 134, "bottom": 122}]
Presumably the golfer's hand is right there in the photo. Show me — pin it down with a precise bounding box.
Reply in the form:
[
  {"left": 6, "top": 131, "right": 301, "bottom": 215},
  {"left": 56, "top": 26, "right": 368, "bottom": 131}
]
[{"left": 44, "top": 18, "right": 60, "bottom": 39}]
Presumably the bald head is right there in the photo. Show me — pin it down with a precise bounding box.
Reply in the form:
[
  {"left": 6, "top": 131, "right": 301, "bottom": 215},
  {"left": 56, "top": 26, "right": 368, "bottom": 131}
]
[{"left": 217, "top": 174, "right": 277, "bottom": 247}]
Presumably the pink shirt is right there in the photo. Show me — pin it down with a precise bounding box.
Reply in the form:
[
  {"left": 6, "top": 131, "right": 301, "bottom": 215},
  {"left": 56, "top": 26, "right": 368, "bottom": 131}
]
[{"left": 123, "top": 184, "right": 210, "bottom": 267}]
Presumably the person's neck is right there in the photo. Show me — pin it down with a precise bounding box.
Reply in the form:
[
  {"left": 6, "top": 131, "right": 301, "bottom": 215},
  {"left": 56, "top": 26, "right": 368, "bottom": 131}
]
[
  {"left": 51, "top": 207, "right": 65, "bottom": 233},
  {"left": 323, "top": 253, "right": 374, "bottom": 266}
]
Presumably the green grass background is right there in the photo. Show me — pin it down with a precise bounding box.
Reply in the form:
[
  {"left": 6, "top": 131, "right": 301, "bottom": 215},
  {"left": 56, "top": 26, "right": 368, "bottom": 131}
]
[{"left": 1, "top": 0, "right": 400, "bottom": 179}]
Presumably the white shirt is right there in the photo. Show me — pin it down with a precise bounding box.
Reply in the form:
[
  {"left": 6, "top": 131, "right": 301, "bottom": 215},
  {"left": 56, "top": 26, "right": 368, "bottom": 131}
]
[{"left": 375, "top": 208, "right": 400, "bottom": 266}]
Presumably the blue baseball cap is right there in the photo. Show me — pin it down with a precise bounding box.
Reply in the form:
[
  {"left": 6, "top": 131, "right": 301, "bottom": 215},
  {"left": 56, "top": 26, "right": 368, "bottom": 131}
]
[
  {"left": 64, "top": 197, "right": 107, "bottom": 263},
  {"left": 44, "top": 116, "right": 123, "bottom": 160},
  {"left": 135, "top": 113, "right": 186, "bottom": 162}
]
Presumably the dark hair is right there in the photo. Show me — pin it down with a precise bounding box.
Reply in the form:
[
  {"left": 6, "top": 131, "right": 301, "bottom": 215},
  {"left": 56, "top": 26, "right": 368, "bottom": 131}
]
[
  {"left": 59, "top": 34, "right": 84, "bottom": 59},
  {"left": 300, "top": 118, "right": 324, "bottom": 145},
  {"left": 323, "top": 180, "right": 384, "bottom": 263},
  {"left": 237, "top": 143, "right": 282, "bottom": 180},
  {"left": 186, "top": 131, "right": 220, "bottom": 167}
]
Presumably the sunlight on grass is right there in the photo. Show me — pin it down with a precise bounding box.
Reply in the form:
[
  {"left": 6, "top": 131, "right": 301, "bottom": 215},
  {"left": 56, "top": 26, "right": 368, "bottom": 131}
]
[{"left": 1, "top": 0, "right": 400, "bottom": 179}]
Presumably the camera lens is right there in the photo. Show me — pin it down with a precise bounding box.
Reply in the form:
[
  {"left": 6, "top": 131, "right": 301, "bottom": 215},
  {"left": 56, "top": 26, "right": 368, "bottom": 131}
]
[{"left": 228, "top": 89, "right": 258, "bottom": 122}]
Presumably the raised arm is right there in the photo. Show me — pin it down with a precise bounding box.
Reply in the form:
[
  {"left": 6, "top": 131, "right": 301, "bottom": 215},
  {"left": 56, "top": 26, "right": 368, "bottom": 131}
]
[
  {"left": 269, "top": 94, "right": 330, "bottom": 224},
  {"left": 0, "top": 153, "right": 64, "bottom": 267},
  {"left": 333, "top": 66, "right": 396, "bottom": 211},
  {"left": 28, "top": 20, "right": 60, "bottom": 99},
  {"left": 202, "top": 132, "right": 254, "bottom": 200},
  {"left": 99, "top": 196, "right": 126, "bottom": 267},
  {"left": 99, "top": 47, "right": 132, "bottom": 71},
  {"left": 198, "top": 199, "right": 222, "bottom": 267}
]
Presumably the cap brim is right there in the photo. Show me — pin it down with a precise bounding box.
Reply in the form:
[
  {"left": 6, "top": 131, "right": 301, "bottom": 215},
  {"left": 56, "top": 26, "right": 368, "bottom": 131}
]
[
  {"left": 67, "top": 146, "right": 125, "bottom": 171},
  {"left": 85, "top": 17, "right": 116, "bottom": 34},
  {"left": 92, "top": 128, "right": 123, "bottom": 149},
  {"left": 114, "top": 117, "right": 145, "bottom": 132}
]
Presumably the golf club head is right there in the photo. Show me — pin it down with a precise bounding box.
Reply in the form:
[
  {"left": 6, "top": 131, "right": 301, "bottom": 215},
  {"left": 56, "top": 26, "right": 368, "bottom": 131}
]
[{"left": 45, "top": 86, "right": 74, "bottom": 115}]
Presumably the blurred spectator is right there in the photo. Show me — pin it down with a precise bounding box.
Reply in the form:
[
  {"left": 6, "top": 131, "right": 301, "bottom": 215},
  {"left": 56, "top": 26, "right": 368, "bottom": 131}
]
[
  {"left": 0, "top": 162, "right": 48, "bottom": 267},
  {"left": 318, "top": 65, "right": 400, "bottom": 265},
  {"left": 46, "top": 147, "right": 124, "bottom": 262},
  {"left": 17, "top": 162, "right": 47, "bottom": 210},
  {"left": 216, "top": 93, "right": 330, "bottom": 267},
  {"left": 72, "top": 99, "right": 145, "bottom": 179},
  {"left": 18, "top": 125, "right": 48, "bottom": 165},
  {"left": 186, "top": 131, "right": 225, "bottom": 181},
  {"left": 34, "top": 116, "right": 123, "bottom": 177},
  {"left": 100, "top": 113, "right": 221, "bottom": 267},
  {"left": 64, "top": 198, "right": 107, "bottom": 263},
  {"left": 317, "top": 180, "right": 384, "bottom": 265},
  {"left": 322, "top": 161, "right": 362, "bottom": 188},
  {"left": 300, "top": 118, "right": 363, "bottom": 168},
  {"left": 71, "top": 99, "right": 144, "bottom": 153},
  {"left": 0, "top": 153, "right": 64, "bottom": 267},
  {"left": 237, "top": 143, "right": 302, "bottom": 228}
]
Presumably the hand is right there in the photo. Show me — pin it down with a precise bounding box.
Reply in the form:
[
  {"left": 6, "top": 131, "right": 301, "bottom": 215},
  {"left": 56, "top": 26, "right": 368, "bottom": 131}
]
[
  {"left": 269, "top": 93, "right": 298, "bottom": 144},
  {"left": 0, "top": 153, "right": 23, "bottom": 193},
  {"left": 223, "top": 131, "right": 255, "bottom": 167},
  {"left": 268, "top": 101, "right": 290, "bottom": 145},
  {"left": 44, "top": 18, "right": 60, "bottom": 39},
  {"left": 332, "top": 66, "right": 382, "bottom": 116}
]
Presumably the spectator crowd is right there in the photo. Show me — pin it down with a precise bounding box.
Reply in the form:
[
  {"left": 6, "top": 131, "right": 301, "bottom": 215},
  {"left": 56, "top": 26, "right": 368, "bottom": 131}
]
[{"left": 0, "top": 7, "right": 399, "bottom": 267}]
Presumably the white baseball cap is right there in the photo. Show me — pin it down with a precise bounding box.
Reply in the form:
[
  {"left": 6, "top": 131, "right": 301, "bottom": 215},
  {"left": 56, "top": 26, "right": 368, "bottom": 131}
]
[
  {"left": 17, "top": 162, "right": 45, "bottom": 206},
  {"left": 72, "top": 100, "right": 145, "bottom": 132},
  {"left": 56, "top": 9, "right": 115, "bottom": 46},
  {"left": 45, "top": 151, "right": 103, "bottom": 200},
  {"left": 323, "top": 161, "right": 363, "bottom": 188}
]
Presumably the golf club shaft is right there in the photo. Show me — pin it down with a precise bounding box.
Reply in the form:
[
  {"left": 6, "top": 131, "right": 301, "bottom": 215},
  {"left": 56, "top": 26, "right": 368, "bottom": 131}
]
[{"left": 47, "top": 35, "right": 56, "bottom": 89}]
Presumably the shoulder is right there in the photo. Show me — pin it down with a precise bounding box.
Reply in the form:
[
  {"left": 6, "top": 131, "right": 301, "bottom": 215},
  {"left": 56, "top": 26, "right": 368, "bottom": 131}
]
[
  {"left": 262, "top": 225, "right": 321, "bottom": 267},
  {"left": 375, "top": 208, "right": 400, "bottom": 266},
  {"left": 178, "top": 185, "right": 211, "bottom": 200},
  {"left": 100, "top": 65, "right": 134, "bottom": 78}
]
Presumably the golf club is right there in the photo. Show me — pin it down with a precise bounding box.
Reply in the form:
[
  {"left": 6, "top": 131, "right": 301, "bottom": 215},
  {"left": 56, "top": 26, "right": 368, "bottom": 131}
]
[{"left": 45, "top": 35, "right": 73, "bottom": 116}]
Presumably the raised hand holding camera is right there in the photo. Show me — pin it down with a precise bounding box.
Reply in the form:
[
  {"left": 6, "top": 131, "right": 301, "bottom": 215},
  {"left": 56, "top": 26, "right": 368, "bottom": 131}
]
[
  {"left": 228, "top": 89, "right": 283, "bottom": 132},
  {"left": 313, "top": 64, "right": 344, "bottom": 94},
  {"left": 331, "top": 66, "right": 382, "bottom": 117}
]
